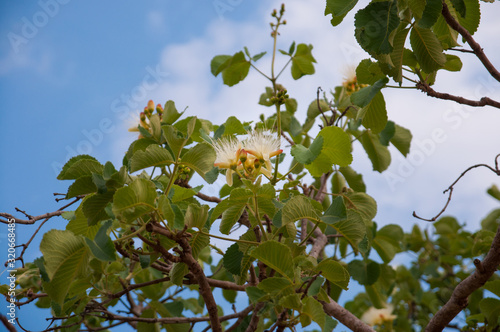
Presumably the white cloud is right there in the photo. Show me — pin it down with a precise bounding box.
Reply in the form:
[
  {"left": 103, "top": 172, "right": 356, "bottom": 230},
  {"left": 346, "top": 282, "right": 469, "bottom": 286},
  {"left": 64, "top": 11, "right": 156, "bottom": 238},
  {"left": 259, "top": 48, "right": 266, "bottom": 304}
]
[{"left": 111, "top": 0, "right": 500, "bottom": 231}]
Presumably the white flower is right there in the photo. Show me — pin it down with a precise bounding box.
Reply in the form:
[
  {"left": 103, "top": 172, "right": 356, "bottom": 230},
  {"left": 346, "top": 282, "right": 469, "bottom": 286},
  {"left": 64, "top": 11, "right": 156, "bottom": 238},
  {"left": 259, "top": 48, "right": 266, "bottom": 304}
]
[
  {"left": 212, "top": 137, "right": 242, "bottom": 186},
  {"left": 243, "top": 130, "right": 282, "bottom": 178},
  {"left": 361, "top": 304, "right": 396, "bottom": 326}
]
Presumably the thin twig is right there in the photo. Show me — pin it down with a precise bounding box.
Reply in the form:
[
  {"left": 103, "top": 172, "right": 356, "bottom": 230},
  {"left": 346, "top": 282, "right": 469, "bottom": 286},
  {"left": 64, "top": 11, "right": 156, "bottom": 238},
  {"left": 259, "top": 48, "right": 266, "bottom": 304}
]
[{"left": 413, "top": 155, "right": 500, "bottom": 222}]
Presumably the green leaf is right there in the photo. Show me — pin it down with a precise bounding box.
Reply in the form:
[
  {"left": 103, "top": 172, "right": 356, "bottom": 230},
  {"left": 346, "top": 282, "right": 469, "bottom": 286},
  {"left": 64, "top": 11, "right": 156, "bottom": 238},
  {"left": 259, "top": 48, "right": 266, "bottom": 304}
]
[
  {"left": 221, "top": 51, "right": 251, "bottom": 86},
  {"left": 129, "top": 145, "right": 174, "bottom": 173},
  {"left": 457, "top": 0, "right": 480, "bottom": 35},
  {"left": 418, "top": 0, "right": 443, "bottom": 28},
  {"left": 66, "top": 204, "right": 101, "bottom": 239},
  {"left": 210, "top": 55, "right": 232, "bottom": 76},
  {"left": 279, "top": 293, "right": 303, "bottom": 311},
  {"left": 315, "top": 259, "right": 350, "bottom": 290},
  {"left": 112, "top": 178, "right": 157, "bottom": 222},
  {"left": 40, "top": 230, "right": 90, "bottom": 306},
  {"left": 480, "top": 298, "right": 500, "bottom": 325},
  {"left": 66, "top": 175, "right": 97, "bottom": 199},
  {"left": 354, "top": 1, "right": 400, "bottom": 54},
  {"left": 325, "top": 0, "right": 358, "bottom": 17},
  {"left": 373, "top": 224, "right": 404, "bottom": 263},
  {"left": 379, "top": 121, "right": 395, "bottom": 146},
  {"left": 220, "top": 204, "right": 246, "bottom": 235},
  {"left": 408, "top": 0, "right": 426, "bottom": 20},
  {"left": 390, "top": 123, "right": 412, "bottom": 156},
  {"left": 163, "top": 125, "right": 188, "bottom": 158},
  {"left": 390, "top": 27, "right": 411, "bottom": 82},
  {"left": 410, "top": 26, "right": 446, "bottom": 73},
  {"left": 57, "top": 155, "right": 104, "bottom": 180},
  {"left": 359, "top": 91, "right": 388, "bottom": 134},
  {"left": 162, "top": 100, "right": 184, "bottom": 125},
  {"left": 282, "top": 195, "right": 320, "bottom": 226},
  {"left": 84, "top": 220, "right": 117, "bottom": 262},
  {"left": 487, "top": 185, "right": 500, "bottom": 202},
  {"left": 322, "top": 196, "right": 347, "bottom": 224},
  {"left": 356, "top": 59, "right": 385, "bottom": 85},
  {"left": 326, "top": 211, "right": 366, "bottom": 249},
  {"left": 290, "top": 136, "right": 323, "bottom": 164},
  {"left": 451, "top": 0, "right": 466, "bottom": 17},
  {"left": 306, "top": 126, "right": 353, "bottom": 177},
  {"left": 351, "top": 78, "right": 388, "bottom": 108},
  {"left": 443, "top": 54, "right": 463, "bottom": 72},
  {"left": 345, "top": 192, "right": 377, "bottom": 221},
  {"left": 348, "top": 259, "right": 380, "bottom": 285},
  {"left": 433, "top": 14, "right": 459, "bottom": 50},
  {"left": 301, "top": 297, "right": 326, "bottom": 328},
  {"left": 359, "top": 130, "right": 391, "bottom": 172},
  {"left": 82, "top": 191, "right": 114, "bottom": 226},
  {"left": 170, "top": 185, "right": 198, "bottom": 203},
  {"left": 223, "top": 116, "right": 247, "bottom": 135},
  {"left": 180, "top": 142, "right": 216, "bottom": 181},
  {"left": 339, "top": 166, "right": 366, "bottom": 192},
  {"left": 291, "top": 44, "right": 316, "bottom": 80},
  {"left": 190, "top": 231, "right": 209, "bottom": 259},
  {"left": 485, "top": 280, "right": 500, "bottom": 298},
  {"left": 170, "top": 263, "right": 188, "bottom": 287},
  {"left": 185, "top": 204, "right": 209, "bottom": 230},
  {"left": 257, "top": 277, "right": 295, "bottom": 296},
  {"left": 223, "top": 243, "right": 243, "bottom": 275},
  {"left": 251, "top": 241, "right": 294, "bottom": 280}
]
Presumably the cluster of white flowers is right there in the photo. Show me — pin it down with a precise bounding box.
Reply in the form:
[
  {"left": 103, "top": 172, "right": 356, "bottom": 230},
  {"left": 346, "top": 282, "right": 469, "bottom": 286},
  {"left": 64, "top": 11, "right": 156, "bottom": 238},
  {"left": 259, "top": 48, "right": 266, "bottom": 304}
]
[{"left": 212, "top": 130, "right": 282, "bottom": 186}]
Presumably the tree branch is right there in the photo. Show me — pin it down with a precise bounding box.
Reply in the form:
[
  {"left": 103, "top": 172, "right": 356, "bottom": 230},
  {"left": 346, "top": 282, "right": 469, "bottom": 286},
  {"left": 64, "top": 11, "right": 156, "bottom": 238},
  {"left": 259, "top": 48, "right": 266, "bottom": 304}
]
[
  {"left": 319, "top": 296, "right": 375, "bottom": 332},
  {"left": 147, "top": 223, "right": 222, "bottom": 332},
  {"left": 416, "top": 81, "right": 500, "bottom": 109},
  {"left": 441, "top": 1, "right": 500, "bottom": 83},
  {"left": 425, "top": 225, "right": 500, "bottom": 331}
]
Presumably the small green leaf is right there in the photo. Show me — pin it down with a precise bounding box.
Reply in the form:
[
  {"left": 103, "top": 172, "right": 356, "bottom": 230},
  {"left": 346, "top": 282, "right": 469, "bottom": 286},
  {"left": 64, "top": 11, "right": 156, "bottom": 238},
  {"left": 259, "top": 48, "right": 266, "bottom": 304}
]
[
  {"left": 379, "top": 121, "right": 395, "bottom": 146},
  {"left": 354, "top": 1, "right": 399, "bottom": 54},
  {"left": 480, "top": 298, "right": 500, "bottom": 325},
  {"left": 306, "top": 126, "right": 353, "bottom": 177},
  {"left": 390, "top": 123, "right": 412, "bottom": 156},
  {"left": 180, "top": 142, "right": 216, "bottom": 181},
  {"left": 251, "top": 241, "right": 294, "bottom": 280},
  {"left": 66, "top": 204, "right": 100, "bottom": 239},
  {"left": 359, "top": 91, "right": 388, "bottom": 134},
  {"left": 129, "top": 145, "right": 174, "bottom": 173},
  {"left": 339, "top": 166, "right": 366, "bottom": 192},
  {"left": 112, "top": 178, "right": 157, "bottom": 222},
  {"left": 223, "top": 116, "right": 247, "bottom": 135},
  {"left": 257, "top": 277, "right": 294, "bottom": 296},
  {"left": 66, "top": 175, "right": 97, "bottom": 199},
  {"left": 163, "top": 100, "right": 184, "bottom": 125},
  {"left": 443, "top": 54, "right": 463, "bottom": 72},
  {"left": 185, "top": 204, "right": 209, "bottom": 230},
  {"left": 487, "top": 185, "right": 500, "bottom": 202},
  {"left": 291, "top": 44, "right": 316, "bottom": 80},
  {"left": 410, "top": 26, "right": 446, "bottom": 73},
  {"left": 373, "top": 224, "right": 404, "bottom": 263},
  {"left": 40, "top": 230, "right": 90, "bottom": 306},
  {"left": 351, "top": 78, "right": 388, "bottom": 108},
  {"left": 322, "top": 196, "right": 347, "bottom": 224},
  {"left": 82, "top": 191, "right": 114, "bottom": 226},
  {"left": 223, "top": 243, "right": 243, "bottom": 275},
  {"left": 457, "top": 0, "right": 480, "bottom": 35},
  {"left": 315, "top": 259, "right": 350, "bottom": 290},
  {"left": 290, "top": 136, "right": 323, "bottom": 164},
  {"left": 221, "top": 51, "right": 251, "bottom": 86},
  {"left": 279, "top": 293, "right": 303, "bottom": 311},
  {"left": 359, "top": 130, "right": 391, "bottom": 172},
  {"left": 347, "top": 259, "right": 380, "bottom": 285},
  {"left": 301, "top": 297, "right": 326, "bottom": 328},
  {"left": 84, "top": 220, "right": 117, "bottom": 262},
  {"left": 418, "top": 0, "right": 442, "bottom": 28},
  {"left": 211, "top": 55, "right": 232, "bottom": 76},
  {"left": 356, "top": 59, "right": 385, "bottom": 85},
  {"left": 282, "top": 195, "right": 320, "bottom": 226},
  {"left": 170, "top": 263, "right": 188, "bottom": 287},
  {"left": 190, "top": 231, "right": 209, "bottom": 259},
  {"left": 57, "top": 155, "right": 103, "bottom": 180},
  {"left": 220, "top": 204, "right": 246, "bottom": 235}
]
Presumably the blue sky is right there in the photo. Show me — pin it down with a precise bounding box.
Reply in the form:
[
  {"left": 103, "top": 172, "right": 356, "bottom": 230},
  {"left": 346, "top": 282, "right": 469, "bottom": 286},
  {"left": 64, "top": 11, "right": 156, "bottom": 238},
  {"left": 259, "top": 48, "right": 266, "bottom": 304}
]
[{"left": 1, "top": 1, "right": 500, "bottom": 331}]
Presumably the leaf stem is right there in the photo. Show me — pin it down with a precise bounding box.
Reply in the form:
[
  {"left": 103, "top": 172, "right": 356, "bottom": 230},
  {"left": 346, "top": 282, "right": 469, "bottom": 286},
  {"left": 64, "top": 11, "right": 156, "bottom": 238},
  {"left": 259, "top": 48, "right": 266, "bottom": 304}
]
[
  {"left": 198, "top": 231, "right": 260, "bottom": 246},
  {"left": 253, "top": 193, "right": 268, "bottom": 241}
]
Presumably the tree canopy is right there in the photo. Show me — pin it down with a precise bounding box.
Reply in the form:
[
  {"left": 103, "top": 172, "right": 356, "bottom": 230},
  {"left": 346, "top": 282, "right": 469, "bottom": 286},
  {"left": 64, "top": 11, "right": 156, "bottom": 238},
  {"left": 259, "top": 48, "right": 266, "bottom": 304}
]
[{"left": 2, "top": 1, "right": 500, "bottom": 331}]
